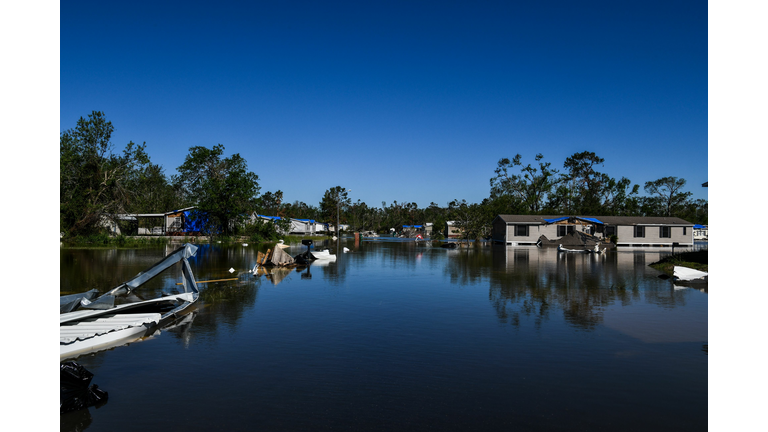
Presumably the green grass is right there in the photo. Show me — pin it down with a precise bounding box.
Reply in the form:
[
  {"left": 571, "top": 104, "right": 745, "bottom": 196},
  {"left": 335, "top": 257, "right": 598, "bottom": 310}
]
[{"left": 62, "top": 233, "right": 170, "bottom": 248}]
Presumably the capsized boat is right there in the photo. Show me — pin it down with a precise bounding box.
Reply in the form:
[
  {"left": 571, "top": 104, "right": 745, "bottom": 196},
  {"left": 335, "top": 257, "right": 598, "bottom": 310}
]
[
  {"left": 310, "top": 248, "right": 337, "bottom": 261},
  {"left": 60, "top": 243, "right": 200, "bottom": 360}
]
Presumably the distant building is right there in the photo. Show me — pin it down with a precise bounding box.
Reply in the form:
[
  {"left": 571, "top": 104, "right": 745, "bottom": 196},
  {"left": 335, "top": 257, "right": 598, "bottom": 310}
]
[
  {"left": 106, "top": 206, "right": 199, "bottom": 236},
  {"left": 402, "top": 225, "right": 429, "bottom": 237},
  {"left": 445, "top": 221, "right": 464, "bottom": 239},
  {"left": 693, "top": 224, "right": 708, "bottom": 240},
  {"left": 492, "top": 215, "right": 694, "bottom": 247}
]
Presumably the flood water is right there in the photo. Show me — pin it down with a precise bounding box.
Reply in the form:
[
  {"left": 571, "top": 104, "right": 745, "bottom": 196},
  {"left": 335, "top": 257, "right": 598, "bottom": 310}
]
[{"left": 60, "top": 240, "right": 708, "bottom": 431}]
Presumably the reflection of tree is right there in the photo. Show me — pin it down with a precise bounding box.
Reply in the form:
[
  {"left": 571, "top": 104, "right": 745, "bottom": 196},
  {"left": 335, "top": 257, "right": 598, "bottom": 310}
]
[
  {"left": 442, "top": 245, "right": 692, "bottom": 331},
  {"left": 60, "top": 247, "right": 179, "bottom": 296},
  {"left": 60, "top": 244, "right": 263, "bottom": 341}
]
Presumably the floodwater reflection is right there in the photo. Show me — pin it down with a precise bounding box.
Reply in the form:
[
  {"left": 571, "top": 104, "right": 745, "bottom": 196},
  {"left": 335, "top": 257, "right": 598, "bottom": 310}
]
[{"left": 60, "top": 241, "right": 707, "bottom": 432}]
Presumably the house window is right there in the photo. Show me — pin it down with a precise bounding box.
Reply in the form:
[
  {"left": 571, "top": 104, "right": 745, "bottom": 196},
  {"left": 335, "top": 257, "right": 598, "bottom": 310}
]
[
  {"left": 634, "top": 226, "right": 645, "bottom": 238},
  {"left": 660, "top": 226, "right": 671, "bottom": 238},
  {"left": 683, "top": 227, "right": 687, "bottom": 235},
  {"left": 514, "top": 225, "right": 529, "bottom": 236},
  {"left": 557, "top": 225, "right": 574, "bottom": 236}
]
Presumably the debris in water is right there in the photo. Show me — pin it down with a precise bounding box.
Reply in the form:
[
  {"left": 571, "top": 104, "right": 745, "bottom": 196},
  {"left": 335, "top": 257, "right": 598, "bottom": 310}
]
[{"left": 60, "top": 361, "right": 108, "bottom": 414}]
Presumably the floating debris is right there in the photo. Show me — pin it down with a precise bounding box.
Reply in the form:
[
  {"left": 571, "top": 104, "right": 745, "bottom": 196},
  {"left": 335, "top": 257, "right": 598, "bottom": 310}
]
[{"left": 673, "top": 266, "right": 708, "bottom": 281}]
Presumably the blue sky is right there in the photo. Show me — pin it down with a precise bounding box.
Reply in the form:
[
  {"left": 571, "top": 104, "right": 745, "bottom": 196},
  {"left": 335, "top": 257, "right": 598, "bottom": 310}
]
[{"left": 60, "top": 0, "right": 708, "bottom": 209}]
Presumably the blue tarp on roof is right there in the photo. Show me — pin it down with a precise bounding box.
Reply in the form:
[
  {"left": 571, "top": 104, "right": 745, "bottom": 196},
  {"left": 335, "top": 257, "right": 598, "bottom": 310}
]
[
  {"left": 257, "top": 214, "right": 282, "bottom": 220},
  {"left": 693, "top": 224, "right": 706, "bottom": 229},
  {"left": 403, "top": 225, "right": 423, "bottom": 228},
  {"left": 543, "top": 216, "right": 604, "bottom": 224}
]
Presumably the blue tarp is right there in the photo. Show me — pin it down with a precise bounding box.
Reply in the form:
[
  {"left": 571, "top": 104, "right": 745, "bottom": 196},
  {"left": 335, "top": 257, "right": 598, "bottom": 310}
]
[
  {"left": 693, "top": 224, "right": 706, "bottom": 229},
  {"left": 183, "top": 210, "right": 211, "bottom": 233},
  {"left": 543, "top": 216, "right": 604, "bottom": 224},
  {"left": 403, "top": 225, "right": 423, "bottom": 228}
]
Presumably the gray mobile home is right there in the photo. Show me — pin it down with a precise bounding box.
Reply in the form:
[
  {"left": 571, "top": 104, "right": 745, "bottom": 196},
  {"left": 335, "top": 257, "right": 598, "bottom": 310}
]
[{"left": 492, "top": 215, "right": 694, "bottom": 247}]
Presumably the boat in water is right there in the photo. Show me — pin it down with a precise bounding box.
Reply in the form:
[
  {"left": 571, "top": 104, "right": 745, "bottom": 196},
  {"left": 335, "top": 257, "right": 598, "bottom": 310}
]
[
  {"left": 60, "top": 243, "right": 200, "bottom": 360},
  {"left": 310, "top": 248, "right": 337, "bottom": 261},
  {"left": 558, "top": 244, "right": 602, "bottom": 253}
]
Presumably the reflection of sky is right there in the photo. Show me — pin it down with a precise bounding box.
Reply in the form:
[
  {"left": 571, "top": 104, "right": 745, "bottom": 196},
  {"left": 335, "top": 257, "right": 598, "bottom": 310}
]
[{"left": 602, "top": 292, "right": 708, "bottom": 343}]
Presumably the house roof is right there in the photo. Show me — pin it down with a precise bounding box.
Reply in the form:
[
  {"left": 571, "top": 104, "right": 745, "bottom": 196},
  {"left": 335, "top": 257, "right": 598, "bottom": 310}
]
[
  {"left": 164, "top": 206, "right": 197, "bottom": 215},
  {"left": 495, "top": 215, "right": 693, "bottom": 226}
]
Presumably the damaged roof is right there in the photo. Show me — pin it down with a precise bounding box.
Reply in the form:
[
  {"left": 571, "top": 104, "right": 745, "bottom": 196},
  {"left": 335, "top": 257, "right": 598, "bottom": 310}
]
[{"left": 496, "top": 215, "right": 693, "bottom": 226}]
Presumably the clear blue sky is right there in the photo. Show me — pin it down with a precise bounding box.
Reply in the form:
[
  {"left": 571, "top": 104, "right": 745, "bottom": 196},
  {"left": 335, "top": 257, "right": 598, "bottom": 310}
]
[{"left": 60, "top": 0, "right": 708, "bottom": 209}]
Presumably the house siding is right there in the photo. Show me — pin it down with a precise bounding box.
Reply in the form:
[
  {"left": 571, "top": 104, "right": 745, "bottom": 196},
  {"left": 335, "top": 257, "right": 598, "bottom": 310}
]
[
  {"left": 615, "top": 225, "right": 692, "bottom": 246},
  {"left": 504, "top": 224, "right": 544, "bottom": 245}
]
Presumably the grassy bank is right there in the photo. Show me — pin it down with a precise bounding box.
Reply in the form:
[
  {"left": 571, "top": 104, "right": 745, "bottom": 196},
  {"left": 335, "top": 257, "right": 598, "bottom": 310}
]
[
  {"left": 649, "top": 249, "right": 708, "bottom": 276},
  {"left": 61, "top": 234, "right": 171, "bottom": 248}
]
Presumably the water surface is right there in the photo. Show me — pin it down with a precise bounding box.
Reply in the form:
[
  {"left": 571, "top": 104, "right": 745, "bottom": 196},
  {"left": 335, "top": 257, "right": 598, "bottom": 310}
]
[{"left": 60, "top": 241, "right": 707, "bottom": 431}]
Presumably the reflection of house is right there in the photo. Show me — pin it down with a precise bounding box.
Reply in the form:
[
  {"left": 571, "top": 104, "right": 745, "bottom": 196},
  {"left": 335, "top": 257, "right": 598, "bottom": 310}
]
[
  {"left": 693, "top": 224, "right": 708, "bottom": 240},
  {"left": 492, "top": 215, "right": 694, "bottom": 247},
  {"left": 446, "top": 221, "right": 464, "bottom": 238}
]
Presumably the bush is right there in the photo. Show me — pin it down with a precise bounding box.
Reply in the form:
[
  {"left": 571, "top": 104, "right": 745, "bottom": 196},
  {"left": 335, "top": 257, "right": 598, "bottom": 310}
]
[{"left": 242, "top": 220, "right": 283, "bottom": 243}]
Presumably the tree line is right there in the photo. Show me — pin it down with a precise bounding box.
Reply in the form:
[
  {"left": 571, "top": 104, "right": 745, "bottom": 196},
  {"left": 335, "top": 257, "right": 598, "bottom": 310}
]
[{"left": 60, "top": 112, "right": 707, "bottom": 239}]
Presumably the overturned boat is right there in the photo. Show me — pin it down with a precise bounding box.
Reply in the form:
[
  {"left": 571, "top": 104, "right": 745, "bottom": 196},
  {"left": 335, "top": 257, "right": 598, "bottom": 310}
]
[
  {"left": 310, "top": 249, "right": 337, "bottom": 261},
  {"left": 60, "top": 243, "right": 200, "bottom": 360},
  {"left": 557, "top": 243, "right": 603, "bottom": 253}
]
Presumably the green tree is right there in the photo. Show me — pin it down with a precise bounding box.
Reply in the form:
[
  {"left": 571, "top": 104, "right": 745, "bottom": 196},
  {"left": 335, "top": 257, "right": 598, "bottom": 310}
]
[
  {"left": 676, "top": 198, "right": 708, "bottom": 225},
  {"left": 256, "top": 190, "right": 284, "bottom": 216},
  {"left": 448, "top": 199, "right": 490, "bottom": 243},
  {"left": 127, "top": 163, "right": 182, "bottom": 214},
  {"left": 174, "top": 144, "right": 260, "bottom": 235},
  {"left": 490, "top": 153, "right": 560, "bottom": 214},
  {"left": 643, "top": 176, "right": 692, "bottom": 217},
  {"left": 320, "top": 186, "right": 351, "bottom": 236},
  {"left": 60, "top": 111, "right": 151, "bottom": 236},
  {"left": 599, "top": 176, "right": 640, "bottom": 216}
]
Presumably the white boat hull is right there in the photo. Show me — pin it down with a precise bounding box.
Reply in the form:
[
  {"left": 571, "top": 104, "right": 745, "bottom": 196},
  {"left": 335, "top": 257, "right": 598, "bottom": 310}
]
[
  {"left": 60, "top": 313, "right": 161, "bottom": 360},
  {"left": 310, "top": 250, "right": 337, "bottom": 261},
  {"left": 673, "top": 266, "right": 708, "bottom": 281}
]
